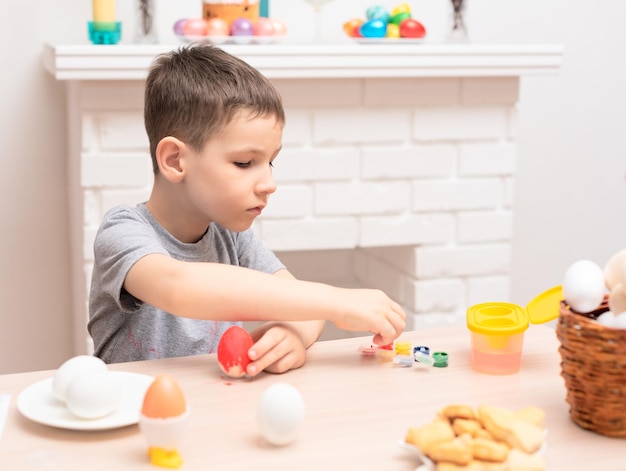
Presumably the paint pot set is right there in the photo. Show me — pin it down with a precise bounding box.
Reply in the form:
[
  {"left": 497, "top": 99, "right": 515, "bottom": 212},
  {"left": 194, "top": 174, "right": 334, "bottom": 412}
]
[{"left": 357, "top": 341, "right": 449, "bottom": 368}]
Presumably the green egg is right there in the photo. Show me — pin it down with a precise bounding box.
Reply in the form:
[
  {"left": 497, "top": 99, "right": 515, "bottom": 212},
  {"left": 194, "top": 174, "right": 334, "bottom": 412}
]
[{"left": 389, "top": 11, "right": 411, "bottom": 25}]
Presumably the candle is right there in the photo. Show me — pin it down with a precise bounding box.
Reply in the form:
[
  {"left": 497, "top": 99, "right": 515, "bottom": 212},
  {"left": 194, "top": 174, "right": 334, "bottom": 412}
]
[
  {"left": 260, "top": 0, "right": 269, "bottom": 17},
  {"left": 93, "top": 0, "right": 115, "bottom": 23}
]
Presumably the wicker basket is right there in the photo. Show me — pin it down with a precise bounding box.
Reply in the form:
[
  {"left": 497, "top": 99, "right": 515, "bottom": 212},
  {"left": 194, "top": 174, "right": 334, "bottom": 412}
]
[{"left": 556, "top": 299, "right": 626, "bottom": 437}]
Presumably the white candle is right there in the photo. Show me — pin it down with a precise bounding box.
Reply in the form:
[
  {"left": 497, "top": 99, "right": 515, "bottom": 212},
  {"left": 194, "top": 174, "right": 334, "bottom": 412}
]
[{"left": 93, "top": 0, "right": 115, "bottom": 23}]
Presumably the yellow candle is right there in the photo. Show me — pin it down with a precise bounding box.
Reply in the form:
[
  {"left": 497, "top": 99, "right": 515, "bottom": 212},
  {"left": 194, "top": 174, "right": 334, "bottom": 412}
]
[{"left": 93, "top": 0, "right": 115, "bottom": 23}]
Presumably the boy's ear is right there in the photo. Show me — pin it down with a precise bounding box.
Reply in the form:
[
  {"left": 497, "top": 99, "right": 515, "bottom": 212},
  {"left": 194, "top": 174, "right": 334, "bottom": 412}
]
[{"left": 155, "top": 136, "right": 186, "bottom": 182}]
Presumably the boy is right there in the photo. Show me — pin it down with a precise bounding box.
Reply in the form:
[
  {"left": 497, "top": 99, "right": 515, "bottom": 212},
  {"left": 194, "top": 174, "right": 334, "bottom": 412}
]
[{"left": 88, "top": 45, "right": 406, "bottom": 376}]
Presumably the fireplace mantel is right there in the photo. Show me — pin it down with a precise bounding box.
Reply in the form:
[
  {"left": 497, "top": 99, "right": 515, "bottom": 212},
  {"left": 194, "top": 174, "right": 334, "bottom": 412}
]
[{"left": 43, "top": 43, "right": 563, "bottom": 80}]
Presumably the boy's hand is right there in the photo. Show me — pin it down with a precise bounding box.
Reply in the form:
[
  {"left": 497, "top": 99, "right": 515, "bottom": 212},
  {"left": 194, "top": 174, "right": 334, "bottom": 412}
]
[
  {"left": 332, "top": 288, "right": 407, "bottom": 346},
  {"left": 246, "top": 323, "right": 307, "bottom": 377}
]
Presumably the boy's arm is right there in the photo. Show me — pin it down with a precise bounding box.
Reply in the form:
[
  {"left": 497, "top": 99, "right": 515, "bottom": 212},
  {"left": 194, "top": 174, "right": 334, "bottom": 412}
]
[
  {"left": 124, "top": 253, "right": 405, "bottom": 345},
  {"left": 257, "top": 268, "right": 325, "bottom": 348}
]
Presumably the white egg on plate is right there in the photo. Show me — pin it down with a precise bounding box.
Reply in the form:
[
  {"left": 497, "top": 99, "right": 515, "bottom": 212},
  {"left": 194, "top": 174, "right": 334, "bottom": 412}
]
[
  {"left": 65, "top": 371, "right": 122, "bottom": 419},
  {"left": 562, "top": 260, "right": 607, "bottom": 313},
  {"left": 257, "top": 383, "right": 305, "bottom": 446},
  {"left": 52, "top": 355, "right": 108, "bottom": 403}
]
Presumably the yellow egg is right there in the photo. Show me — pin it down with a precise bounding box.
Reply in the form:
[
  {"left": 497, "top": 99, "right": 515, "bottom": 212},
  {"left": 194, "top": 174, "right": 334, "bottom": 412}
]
[
  {"left": 386, "top": 23, "right": 400, "bottom": 38},
  {"left": 391, "top": 3, "right": 412, "bottom": 16}
]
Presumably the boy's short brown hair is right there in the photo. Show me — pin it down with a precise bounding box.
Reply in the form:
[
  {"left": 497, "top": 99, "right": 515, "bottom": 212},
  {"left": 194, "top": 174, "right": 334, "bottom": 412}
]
[{"left": 144, "top": 44, "right": 285, "bottom": 173}]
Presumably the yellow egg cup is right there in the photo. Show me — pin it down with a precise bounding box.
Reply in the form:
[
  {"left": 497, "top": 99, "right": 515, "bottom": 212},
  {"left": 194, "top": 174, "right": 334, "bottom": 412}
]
[{"left": 147, "top": 447, "right": 183, "bottom": 469}]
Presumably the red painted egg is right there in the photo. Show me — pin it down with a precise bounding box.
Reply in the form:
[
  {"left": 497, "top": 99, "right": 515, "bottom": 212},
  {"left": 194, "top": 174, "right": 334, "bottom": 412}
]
[
  {"left": 217, "top": 326, "right": 254, "bottom": 378},
  {"left": 399, "top": 18, "right": 426, "bottom": 38}
]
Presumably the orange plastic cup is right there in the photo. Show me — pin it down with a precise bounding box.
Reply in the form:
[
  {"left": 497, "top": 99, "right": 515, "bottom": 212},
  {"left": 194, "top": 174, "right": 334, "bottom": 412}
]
[{"left": 466, "top": 302, "right": 529, "bottom": 375}]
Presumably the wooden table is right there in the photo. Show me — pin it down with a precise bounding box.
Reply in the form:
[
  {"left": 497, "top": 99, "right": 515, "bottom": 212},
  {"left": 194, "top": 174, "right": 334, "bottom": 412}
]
[{"left": 0, "top": 326, "right": 623, "bottom": 470}]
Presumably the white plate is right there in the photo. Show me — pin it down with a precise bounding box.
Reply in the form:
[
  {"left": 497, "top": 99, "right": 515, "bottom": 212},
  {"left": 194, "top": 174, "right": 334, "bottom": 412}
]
[
  {"left": 176, "top": 34, "right": 285, "bottom": 45},
  {"left": 17, "top": 372, "right": 154, "bottom": 431},
  {"left": 353, "top": 37, "right": 426, "bottom": 44}
]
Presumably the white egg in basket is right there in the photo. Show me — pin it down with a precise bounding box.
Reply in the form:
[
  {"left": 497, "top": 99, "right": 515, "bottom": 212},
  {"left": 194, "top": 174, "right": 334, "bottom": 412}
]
[{"left": 562, "top": 259, "right": 607, "bottom": 313}]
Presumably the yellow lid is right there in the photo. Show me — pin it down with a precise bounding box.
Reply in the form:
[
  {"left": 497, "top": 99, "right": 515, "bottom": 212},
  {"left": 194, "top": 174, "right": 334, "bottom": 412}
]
[
  {"left": 525, "top": 285, "right": 562, "bottom": 324},
  {"left": 466, "top": 302, "right": 529, "bottom": 335}
]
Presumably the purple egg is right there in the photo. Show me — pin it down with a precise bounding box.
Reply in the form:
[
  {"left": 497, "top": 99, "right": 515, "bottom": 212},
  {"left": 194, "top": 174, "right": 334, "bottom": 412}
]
[
  {"left": 230, "top": 17, "right": 254, "bottom": 36},
  {"left": 173, "top": 18, "right": 188, "bottom": 36}
]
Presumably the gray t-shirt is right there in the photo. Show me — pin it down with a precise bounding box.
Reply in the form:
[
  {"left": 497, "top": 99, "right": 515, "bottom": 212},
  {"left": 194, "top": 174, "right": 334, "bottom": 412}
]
[{"left": 88, "top": 203, "right": 285, "bottom": 364}]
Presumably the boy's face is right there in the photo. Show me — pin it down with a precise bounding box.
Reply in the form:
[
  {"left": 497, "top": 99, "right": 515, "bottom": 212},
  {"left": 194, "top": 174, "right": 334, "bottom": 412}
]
[{"left": 182, "top": 110, "right": 283, "bottom": 233}]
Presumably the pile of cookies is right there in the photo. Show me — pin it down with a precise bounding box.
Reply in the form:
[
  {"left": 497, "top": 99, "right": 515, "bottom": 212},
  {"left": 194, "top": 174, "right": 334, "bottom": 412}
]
[{"left": 404, "top": 404, "right": 546, "bottom": 471}]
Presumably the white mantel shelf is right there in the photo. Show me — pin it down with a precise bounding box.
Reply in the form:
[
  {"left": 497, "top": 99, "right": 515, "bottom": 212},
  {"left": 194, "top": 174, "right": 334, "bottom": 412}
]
[{"left": 44, "top": 43, "right": 563, "bottom": 80}]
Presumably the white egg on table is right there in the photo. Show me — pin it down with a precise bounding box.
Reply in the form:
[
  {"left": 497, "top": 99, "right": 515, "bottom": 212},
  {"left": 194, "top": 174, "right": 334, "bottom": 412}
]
[
  {"left": 52, "top": 355, "right": 108, "bottom": 403},
  {"left": 65, "top": 371, "right": 122, "bottom": 419},
  {"left": 257, "top": 383, "right": 305, "bottom": 446},
  {"left": 562, "top": 260, "right": 607, "bottom": 313}
]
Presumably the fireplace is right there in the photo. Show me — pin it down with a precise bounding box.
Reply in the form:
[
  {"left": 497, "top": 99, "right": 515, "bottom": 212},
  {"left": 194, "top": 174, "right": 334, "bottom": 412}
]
[{"left": 44, "top": 43, "right": 563, "bottom": 352}]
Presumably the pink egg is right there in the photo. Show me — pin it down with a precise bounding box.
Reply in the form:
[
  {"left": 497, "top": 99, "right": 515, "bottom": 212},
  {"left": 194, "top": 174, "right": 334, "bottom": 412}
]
[
  {"left": 269, "top": 18, "right": 288, "bottom": 36},
  {"left": 182, "top": 18, "right": 208, "bottom": 36},
  {"left": 230, "top": 17, "right": 254, "bottom": 36},
  {"left": 173, "top": 18, "right": 188, "bottom": 36},
  {"left": 206, "top": 17, "right": 229, "bottom": 36},
  {"left": 253, "top": 17, "right": 275, "bottom": 36}
]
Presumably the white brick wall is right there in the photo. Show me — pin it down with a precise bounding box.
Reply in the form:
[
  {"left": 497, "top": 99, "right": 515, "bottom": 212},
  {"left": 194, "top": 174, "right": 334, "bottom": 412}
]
[{"left": 70, "top": 76, "right": 521, "bottom": 352}]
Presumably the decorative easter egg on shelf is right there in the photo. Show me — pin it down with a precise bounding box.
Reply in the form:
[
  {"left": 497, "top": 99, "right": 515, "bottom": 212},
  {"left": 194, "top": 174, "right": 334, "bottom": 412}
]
[
  {"left": 562, "top": 259, "right": 607, "bottom": 314},
  {"left": 386, "top": 22, "right": 400, "bottom": 38},
  {"left": 253, "top": 17, "right": 275, "bottom": 36},
  {"left": 389, "top": 11, "right": 411, "bottom": 26},
  {"left": 183, "top": 18, "right": 209, "bottom": 36},
  {"left": 366, "top": 5, "right": 390, "bottom": 23},
  {"left": 230, "top": 17, "right": 254, "bottom": 36},
  {"left": 217, "top": 326, "right": 254, "bottom": 378},
  {"left": 360, "top": 19, "right": 387, "bottom": 38},
  {"left": 343, "top": 18, "right": 363, "bottom": 37},
  {"left": 206, "top": 17, "right": 230, "bottom": 36},
  {"left": 139, "top": 375, "right": 190, "bottom": 469},
  {"left": 268, "top": 18, "right": 288, "bottom": 36},
  {"left": 173, "top": 18, "right": 188, "bottom": 36},
  {"left": 399, "top": 18, "right": 426, "bottom": 38},
  {"left": 257, "top": 383, "right": 305, "bottom": 446},
  {"left": 391, "top": 2, "right": 412, "bottom": 16}
]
